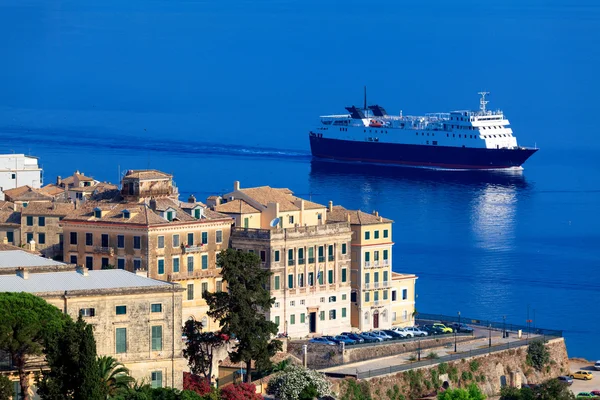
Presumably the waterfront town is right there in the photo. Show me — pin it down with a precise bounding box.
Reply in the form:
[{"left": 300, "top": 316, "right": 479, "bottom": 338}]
[{"left": 0, "top": 153, "right": 594, "bottom": 400}]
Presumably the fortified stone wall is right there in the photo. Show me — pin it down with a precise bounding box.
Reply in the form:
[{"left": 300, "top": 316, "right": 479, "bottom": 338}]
[{"left": 335, "top": 338, "right": 569, "bottom": 399}]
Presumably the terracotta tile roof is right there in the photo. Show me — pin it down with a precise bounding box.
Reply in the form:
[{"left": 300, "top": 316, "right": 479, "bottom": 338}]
[
  {"left": 123, "top": 169, "right": 172, "bottom": 180},
  {"left": 236, "top": 186, "right": 325, "bottom": 212},
  {"left": 0, "top": 201, "right": 14, "bottom": 211},
  {"left": 214, "top": 199, "right": 261, "bottom": 214},
  {"left": 74, "top": 172, "right": 95, "bottom": 182},
  {"left": 327, "top": 205, "right": 393, "bottom": 225},
  {"left": 39, "top": 184, "right": 66, "bottom": 197},
  {"left": 392, "top": 271, "right": 417, "bottom": 280},
  {"left": 21, "top": 201, "right": 75, "bottom": 216},
  {"left": 178, "top": 200, "right": 207, "bottom": 210},
  {"left": 4, "top": 186, "right": 52, "bottom": 202},
  {"left": 202, "top": 209, "right": 233, "bottom": 220},
  {"left": 3, "top": 185, "right": 34, "bottom": 199},
  {"left": 0, "top": 210, "right": 20, "bottom": 226}
]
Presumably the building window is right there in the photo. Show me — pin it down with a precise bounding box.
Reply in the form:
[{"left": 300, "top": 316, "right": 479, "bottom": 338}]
[
  {"left": 288, "top": 274, "right": 293, "bottom": 289},
  {"left": 274, "top": 316, "right": 280, "bottom": 327},
  {"left": 297, "top": 273, "right": 304, "bottom": 287},
  {"left": 79, "top": 308, "right": 95, "bottom": 317},
  {"left": 402, "top": 289, "right": 408, "bottom": 300},
  {"left": 201, "top": 254, "right": 208, "bottom": 270},
  {"left": 342, "top": 243, "right": 347, "bottom": 254},
  {"left": 86, "top": 256, "right": 93, "bottom": 270},
  {"left": 187, "top": 233, "right": 194, "bottom": 246},
  {"left": 328, "top": 245, "right": 334, "bottom": 261},
  {"left": 116, "top": 305, "right": 127, "bottom": 315},
  {"left": 393, "top": 312, "right": 397, "bottom": 321},
  {"left": 290, "top": 314, "right": 295, "bottom": 325},
  {"left": 374, "top": 291, "right": 379, "bottom": 301},
  {"left": 341, "top": 268, "right": 347, "bottom": 283},
  {"left": 289, "top": 215, "right": 294, "bottom": 224},
  {"left": 133, "top": 236, "right": 141, "bottom": 249},
  {"left": 318, "top": 246, "right": 324, "bottom": 262},
  {"left": 300, "top": 299, "right": 305, "bottom": 305},
  {"left": 85, "top": 233, "right": 93, "bottom": 246},
  {"left": 342, "top": 308, "right": 347, "bottom": 318},
  {"left": 260, "top": 250, "right": 266, "bottom": 262},
  {"left": 70, "top": 232, "right": 78, "bottom": 245},
  {"left": 374, "top": 230, "right": 379, "bottom": 239},
  {"left": 187, "top": 284, "right": 194, "bottom": 300},
  {"left": 26, "top": 216, "right": 33, "bottom": 226},
  {"left": 216, "top": 230, "right": 223, "bottom": 244},
  {"left": 287, "top": 249, "right": 294, "bottom": 265},
  {"left": 383, "top": 271, "right": 388, "bottom": 282},
  {"left": 274, "top": 275, "right": 280, "bottom": 290},
  {"left": 374, "top": 272, "right": 379, "bottom": 283},
  {"left": 392, "top": 290, "right": 397, "bottom": 301},
  {"left": 187, "top": 256, "right": 194, "bottom": 272},
  {"left": 6, "top": 231, "right": 14, "bottom": 243},
  {"left": 158, "top": 259, "right": 165, "bottom": 274},
  {"left": 202, "top": 282, "right": 208, "bottom": 295},
  {"left": 365, "top": 252, "right": 370, "bottom": 262},
  {"left": 383, "top": 290, "right": 388, "bottom": 300},
  {"left": 70, "top": 255, "right": 77, "bottom": 264},
  {"left": 308, "top": 272, "right": 314, "bottom": 286},
  {"left": 342, "top": 294, "right": 347, "bottom": 301},
  {"left": 365, "top": 273, "right": 370, "bottom": 284},
  {"left": 116, "top": 328, "right": 127, "bottom": 353},
  {"left": 166, "top": 211, "right": 174, "bottom": 221},
  {"left": 329, "top": 296, "right": 336, "bottom": 303},
  {"left": 308, "top": 247, "right": 314, "bottom": 263},
  {"left": 328, "top": 270, "right": 334, "bottom": 284},
  {"left": 158, "top": 236, "right": 164, "bottom": 249},
  {"left": 365, "top": 231, "right": 370, "bottom": 240},
  {"left": 151, "top": 303, "right": 162, "bottom": 313},
  {"left": 300, "top": 313, "right": 305, "bottom": 323},
  {"left": 365, "top": 292, "right": 370, "bottom": 302},
  {"left": 319, "top": 311, "right": 325, "bottom": 321},
  {"left": 26, "top": 233, "right": 33, "bottom": 243},
  {"left": 38, "top": 216, "right": 45, "bottom": 227},
  {"left": 117, "top": 258, "right": 125, "bottom": 269},
  {"left": 216, "top": 280, "right": 223, "bottom": 292},
  {"left": 172, "top": 234, "right": 180, "bottom": 247},
  {"left": 201, "top": 232, "right": 208, "bottom": 245},
  {"left": 274, "top": 250, "right": 280, "bottom": 262},
  {"left": 151, "top": 371, "right": 163, "bottom": 388},
  {"left": 38, "top": 233, "right": 45, "bottom": 244},
  {"left": 117, "top": 235, "right": 125, "bottom": 248},
  {"left": 243, "top": 218, "right": 249, "bottom": 228},
  {"left": 134, "top": 259, "right": 142, "bottom": 271},
  {"left": 173, "top": 257, "right": 180, "bottom": 273},
  {"left": 151, "top": 326, "right": 163, "bottom": 351},
  {"left": 329, "top": 310, "right": 336, "bottom": 320},
  {"left": 383, "top": 249, "right": 389, "bottom": 260},
  {"left": 274, "top": 302, "right": 280, "bottom": 308},
  {"left": 101, "top": 234, "right": 109, "bottom": 247},
  {"left": 101, "top": 257, "right": 109, "bottom": 268}
]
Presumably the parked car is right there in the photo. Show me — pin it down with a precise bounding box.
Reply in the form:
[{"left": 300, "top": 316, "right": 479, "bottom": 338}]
[
  {"left": 403, "top": 326, "right": 428, "bottom": 337},
  {"left": 433, "top": 323, "right": 453, "bottom": 333},
  {"left": 360, "top": 332, "right": 383, "bottom": 342},
  {"left": 423, "top": 325, "right": 445, "bottom": 335},
  {"left": 451, "top": 323, "right": 474, "bottom": 333},
  {"left": 576, "top": 392, "right": 595, "bottom": 398},
  {"left": 590, "top": 390, "right": 600, "bottom": 396},
  {"left": 595, "top": 360, "right": 600, "bottom": 371},
  {"left": 557, "top": 375, "right": 573, "bottom": 385},
  {"left": 371, "top": 330, "right": 393, "bottom": 341},
  {"left": 341, "top": 333, "right": 365, "bottom": 344},
  {"left": 309, "top": 337, "right": 336, "bottom": 345},
  {"left": 334, "top": 335, "right": 357, "bottom": 345},
  {"left": 389, "top": 327, "right": 411, "bottom": 338},
  {"left": 382, "top": 330, "right": 404, "bottom": 339},
  {"left": 323, "top": 335, "right": 342, "bottom": 344},
  {"left": 571, "top": 371, "right": 594, "bottom": 380}
]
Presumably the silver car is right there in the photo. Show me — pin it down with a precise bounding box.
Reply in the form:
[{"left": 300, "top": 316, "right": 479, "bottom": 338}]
[
  {"left": 404, "top": 326, "right": 428, "bottom": 337},
  {"left": 594, "top": 360, "right": 600, "bottom": 371}
]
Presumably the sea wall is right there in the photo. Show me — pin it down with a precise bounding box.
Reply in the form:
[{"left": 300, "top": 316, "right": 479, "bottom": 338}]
[{"left": 335, "top": 338, "right": 569, "bottom": 399}]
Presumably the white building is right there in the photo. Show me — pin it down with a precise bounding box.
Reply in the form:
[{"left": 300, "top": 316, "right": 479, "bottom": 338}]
[{"left": 0, "top": 154, "right": 42, "bottom": 200}]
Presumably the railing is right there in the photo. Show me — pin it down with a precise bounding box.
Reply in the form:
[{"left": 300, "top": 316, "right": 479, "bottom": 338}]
[
  {"left": 365, "top": 261, "right": 371, "bottom": 267},
  {"left": 94, "top": 246, "right": 114, "bottom": 255},
  {"left": 382, "top": 280, "right": 389, "bottom": 288},
  {"left": 364, "top": 282, "right": 370, "bottom": 289},
  {"left": 318, "top": 256, "right": 325, "bottom": 262},
  {"left": 373, "top": 261, "right": 379, "bottom": 267},
  {"left": 287, "top": 259, "right": 295, "bottom": 266},
  {"left": 184, "top": 245, "right": 203, "bottom": 253},
  {"left": 231, "top": 222, "right": 351, "bottom": 241},
  {"left": 374, "top": 282, "right": 380, "bottom": 289},
  {"left": 383, "top": 260, "right": 390, "bottom": 266},
  {"left": 308, "top": 257, "right": 315, "bottom": 264},
  {"left": 328, "top": 255, "right": 335, "bottom": 261},
  {"left": 298, "top": 258, "right": 305, "bottom": 265}
]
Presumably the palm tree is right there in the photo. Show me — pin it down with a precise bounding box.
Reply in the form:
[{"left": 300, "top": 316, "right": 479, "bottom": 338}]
[{"left": 97, "top": 355, "right": 135, "bottom": 398}]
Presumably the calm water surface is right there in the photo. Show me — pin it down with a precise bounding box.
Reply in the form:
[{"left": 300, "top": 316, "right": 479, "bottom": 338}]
[{"left": 0, "top": 0, "right": 599, "bottom": 358}]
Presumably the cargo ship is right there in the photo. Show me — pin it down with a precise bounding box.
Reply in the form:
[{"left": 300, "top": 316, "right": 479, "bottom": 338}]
[{"left": 308, "top": 92, "right": 537, "bottom": 170}]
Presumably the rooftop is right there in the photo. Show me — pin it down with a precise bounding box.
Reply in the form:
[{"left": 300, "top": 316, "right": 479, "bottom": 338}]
[
  {"left": 0, "top": 269, "right": 176, "bottom": 293},
  {"left": 21, "top": 201, "right": 75, "bottom": 216},
  {"left": 214, "top": 199, "right": 261, "bottom": 214},
  {"left": 327, "top": 205, "right": 393, "bottom": 225},
  {"left": 123, "top": 169, "right": 172, "bottom": 180},
  {"left": 231, "top": 185, "right": 324, "bottom": 212},
  {"left": 4, "top": 185, "right": 52, "bottom": 202},
  {"left": 0, "top": 250, "right": 66, "bottom": 268}
]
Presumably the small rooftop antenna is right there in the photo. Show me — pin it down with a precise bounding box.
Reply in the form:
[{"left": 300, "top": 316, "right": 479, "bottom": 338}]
[
  {"left": 478, "top": 91, "right": 490, "bottom": 113},
  {"left": 364, "top": 86, "right": 367, "bottom": 116}
]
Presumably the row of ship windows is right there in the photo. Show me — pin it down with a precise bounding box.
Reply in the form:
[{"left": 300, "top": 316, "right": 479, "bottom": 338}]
[{"left": 448, "top": 125, "right": 505, "bottom": 130}]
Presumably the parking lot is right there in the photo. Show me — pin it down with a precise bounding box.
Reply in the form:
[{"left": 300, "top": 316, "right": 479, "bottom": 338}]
[{"left": 568, "top": 360, "right": 600, "bottom": 396}]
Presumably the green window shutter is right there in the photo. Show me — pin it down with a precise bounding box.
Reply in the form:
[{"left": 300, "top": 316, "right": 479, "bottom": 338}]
[
  {"left": 173, "top": 258, "right": 179, "bottom": 273},
  {"left": 342, "top": 243, "right": 347, "bottom": 254},
  {"left": 374, "top": 291, "right": 379, "bottom": 301},
  {"left": 116, "top": 328, "right": 127, "bottom": 353},
  {"left": 383, "top": 290, "right": 388, "bottom": 300},
  {"left": 365, "top": 273, "right": 370, "bottom": 284},
  {"left": 274, "top": 250, "right": 280, "bottom": 262},
  {"left": 201, "top": 232, "right": 208, "bottom": 244},
  {"left": 290, "top": 314, "right": 295, "bottom": 325},
  {"left": 384, "top": 229, "right": 389, "bottom": 238},
  {"left": 116, "top": 305, "right": 126, "bottom": 315},
  {"left": 365, "top": 292, "right": 370, "bottom": 302},
  {"left": 158, "top": 259, "right": 164, "bottom": 274},
  {"left": 187, "top": 284, "right": 194, "bottom": 300},
  {"left": 328, "top": 270, "right": 333, "bottom": 284},
  {"left": 187, "top": 233, "right": 194, "bottom": 245},
  {"left": 274, "top": 276, "right": 280, "bottom": 290},
  {"left": 151, "top": 371, "right": 163, "bottom": 388},
  {"left": 383, "top": 271, "right": 388, "bottom": 282},
  {"left": 341, "top": 268, "right": 347, "bottom": 283},
  {"left": 374, "top": 272, "right": 379, "bottom": 283},
  {"left": 300, "top": 313, "right": 305, "bottom": 323},
  {"left": 318, "top": 271, "right": 324, "bottom": 285},
  {"left": 383, "top": 250, "right": 389, "bottom": 260},
  {"left": 244, "top": 218, "right": 249, "bottom": 228},
  {"left": 365, "top": 231, "right": 370, "bottom": 240},
  {"left": 288, "top": 274, "right": 293, "bottom": 289},
  {"left": 202, "top": 255, "right": 208, "bottom": 270},
  {"left": 342, "top": 308, "right": 347, "bottom": 318},
  {"left": 374, "top": 230, "right": 379, "bottom": 239},
  {"left": 365, "top": 252, "right": 370, "bottom": 262},
  {"left": 151, "top": 326, "right": 163, "bottom": 351},
  {"left": 26, "top": 216, "right": 33, "bottom": 226},
  {"left": 288, "top": 249, "right": 293, "bottom": 261},
  {"left": 275, "top": 316, "right": 280, "bottom": 327},
  {"left": 151, "top": 304, "right": 162, "bottom": 313},
  {"left": 319, "top": 311, "right": 325, "bottom": 321}
]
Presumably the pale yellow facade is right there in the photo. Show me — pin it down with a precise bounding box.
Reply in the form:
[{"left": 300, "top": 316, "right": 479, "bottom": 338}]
[{"left": 390, "top": 272, "right": 418, "bottom": 327}]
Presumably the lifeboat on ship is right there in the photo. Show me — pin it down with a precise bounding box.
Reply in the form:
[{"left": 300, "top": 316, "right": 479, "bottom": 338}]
[{"left": 369, "top": 119, "right": 383, "bottom": 127}]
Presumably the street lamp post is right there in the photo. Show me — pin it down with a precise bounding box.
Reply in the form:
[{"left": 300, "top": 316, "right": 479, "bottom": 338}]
[
  {"left": 503, "top": 315, "right": 506, "bottom": 338},
  {"left": 488, "top": 324, "right": 492, "bottom": 348},
  {"left": 454, "top": 311, "right": 460, "bottom": 353},
  {"left": 417, "top": 337, "right": 421, "bottom": 361}
]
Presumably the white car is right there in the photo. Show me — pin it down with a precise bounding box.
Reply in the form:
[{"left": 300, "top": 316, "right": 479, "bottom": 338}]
[
  {"left": 594, "top": 360, "right": 600, "bottom": 371},
  {"left": 404, "top": 327, "right": 428, "bottom": 337},
  {"left": 389, "top": 327, "right": 411, "bottom": 338},
  {"left": 372, "top": 330, "right": 393, "bottom": 341}
]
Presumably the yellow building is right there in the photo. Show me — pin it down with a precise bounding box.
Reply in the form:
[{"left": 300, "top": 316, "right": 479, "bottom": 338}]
[
  {"left": 390, "top": 271, "right": 418, "bottom": 327},
  {"left": 327, "top": 203, "right": 417, "bottom": 330},
  {"left": 209, "top": 182, "right": 353, "bottom": 337},
  {"left": 60, "top": 170, "right": 233, "bottom": 329},
  {"left": 0, "top": 249, "right": 186, "bottom": 393}
]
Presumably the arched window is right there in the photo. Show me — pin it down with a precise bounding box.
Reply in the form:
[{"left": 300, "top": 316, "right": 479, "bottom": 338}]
[
  {"left": 201, "top": 316, "right": 208, "bottom": 329},
  {"left": 382, "top": 310, "right": 388, "bottom": 322},
  {"left": 364, "top": 311, "right": 369, "bottom": 322}
]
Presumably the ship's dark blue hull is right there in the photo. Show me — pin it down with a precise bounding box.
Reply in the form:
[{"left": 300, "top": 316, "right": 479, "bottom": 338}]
[{"left": 309, "top": 134, "right": 538, "bottom": 169}]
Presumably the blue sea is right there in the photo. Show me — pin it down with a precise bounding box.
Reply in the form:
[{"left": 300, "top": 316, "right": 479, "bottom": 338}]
[{"left": 1, "top": 0, "right": 599, "bottom": 359}]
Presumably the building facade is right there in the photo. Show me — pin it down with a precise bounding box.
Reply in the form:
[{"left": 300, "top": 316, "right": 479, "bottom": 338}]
[
  {"left": 20, "top": 202, "right": 74, "bottom": 259},
  {"left": 210, "top": 182, "right": 353, "bottom": 337},
  {"left": 0, "top": 154, "right": 42, "bottom": 201}
]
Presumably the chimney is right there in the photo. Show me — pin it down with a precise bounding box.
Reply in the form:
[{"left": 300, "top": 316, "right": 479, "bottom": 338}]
[
  {"left": 373, "top": 210, "right": 379, "bottom": 217},
  {"left": 76, "top": 265, "right": 89, "bottom": 276},
  {"left": 149, "top": 198, "right": 157, "bottom": 211},
  {"left": 57, "top": 176, "right": 62, "bottom": 186},
  {"left": 328, "top": 201, "right": 333, "bottom": 212},
  {"left": 233, "top": 181, "right": 240, "bottom": 191},
  {"left": 2, "top": 237, "right": 7, "bottom": 244},
  {"left": 188, "top": 194, "right": 196, "bottom": 203},
  {"left": 28, "top": 240, "right": 36, "bottom": 252},
  {"left": 379, "top": 216, "right": 383, "bottom": 222},
  {"left": 16, "top": 267, "right": 29, "bottom": 280}
]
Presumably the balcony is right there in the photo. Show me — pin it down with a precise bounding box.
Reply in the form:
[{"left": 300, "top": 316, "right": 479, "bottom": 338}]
[
  {"left": 372, "top": 301, "right": 380, "bottom": 307},
  {"left": 364, "top": 282, "right": 371, "bottom": 289},
  {"left": 308, "top": 257, "right": 315, "bottom": 264},
  {"left": 287, "top": 259, "right": 295, "bottom": 266},
  {"left": 184, "top": 245, "right": 204, "bottom": 253},
  {"left": 374, "top": 282, "right": 380, "bottom": 289},
  {"left": 365, "top": 261, "right": 371, "bottom": 268},
  {"left": 328, "top": 255, "right": 335, "bottom": 262},
  {"left": 318, "top": 256, "right": 325, "bottom": 263},
  {"left": 231, "top": 222, "right": 351, "bottom": 241},
  {"left": 383, "top": 280, "right": 389, "bottom": 288},
  {"left": 373, "top": 261, "right": 380, "bottom": 267},
  {"left": 94, "top": 247, "right": 114, "bottom": 255},
  {"left": 383, "top": 260, "right": 390, "bottom": 266},
  {"left": 298, "top": 258, "right": 305, "bottom": 265}
]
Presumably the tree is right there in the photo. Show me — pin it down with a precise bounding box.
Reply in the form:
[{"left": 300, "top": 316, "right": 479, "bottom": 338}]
[
  {"left": 533, "top": 379, "right": 575, "bottom": 400},
  {"left": 0, "top": 292, "right": 66, "bottom": 400},
  {"left": 37, "top": 315, "right": 104, "bottom": 400},
  {"left": 526, "top": 340, "right": 550, "bottom": 371},
  {"left": 437, "top": 384, "right": 486, "bottom": 400},
  {"left": 0, "top": 375, "right": 14, "bottom": 400},
  {"left": 183, "top": 373, "right": 211, "bottom": 396},
  {"left": 98, "top": 356, "right": 135, "bottom": 397},
  {"left": 182, "top": 319, "right": 226, "bottom": 382},
  {"left": 267, "top": 365, "right": 332, "bottom": 400},
  {"left": 204, "top": 249, "right": 282, "bottom": 382}
]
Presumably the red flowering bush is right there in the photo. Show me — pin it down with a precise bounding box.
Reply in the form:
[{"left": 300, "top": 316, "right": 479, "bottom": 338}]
[
  {"left": 183, "top": 372, "right": 212, "bottom": 396},
  {"left": 220, "top": 383, "right": 262, "bottom": 400}
]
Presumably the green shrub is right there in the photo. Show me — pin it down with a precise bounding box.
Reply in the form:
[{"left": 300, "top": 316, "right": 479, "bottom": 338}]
[
  {"left": 448, "top": 367, "right": 459, "bottom": 383},
  {"left": 438, "top": 363, "right": 449, "bottom": 375},
  {"left": 469, "top": 360, "right": 480, "bottom": 372},
  {"left": 526, "top": 340, "right": 550, "bottom": 371},
  {"left": 427, "top": 352, "right": 439, "bottom": 359}
]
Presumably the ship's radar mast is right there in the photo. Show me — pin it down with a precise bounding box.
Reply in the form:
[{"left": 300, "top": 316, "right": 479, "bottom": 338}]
[{"left": 478, "top": 91, "right": 490, "bottom": 113}]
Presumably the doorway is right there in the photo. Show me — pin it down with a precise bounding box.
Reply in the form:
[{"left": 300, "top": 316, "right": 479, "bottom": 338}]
[
  {"left": 309, "top": 312, "right": 317, "bottom": 333},
  {"left": 373, "top": 311, "right": 379, "bottom": 329}
]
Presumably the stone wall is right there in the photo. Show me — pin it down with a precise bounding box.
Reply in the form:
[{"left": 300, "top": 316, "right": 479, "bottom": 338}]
[
  {"left": 335, "top": 338, "right": 569, "bottom": 400},
  {"left": 289, "top": 335, "right": 476, "bottom": 369}
]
